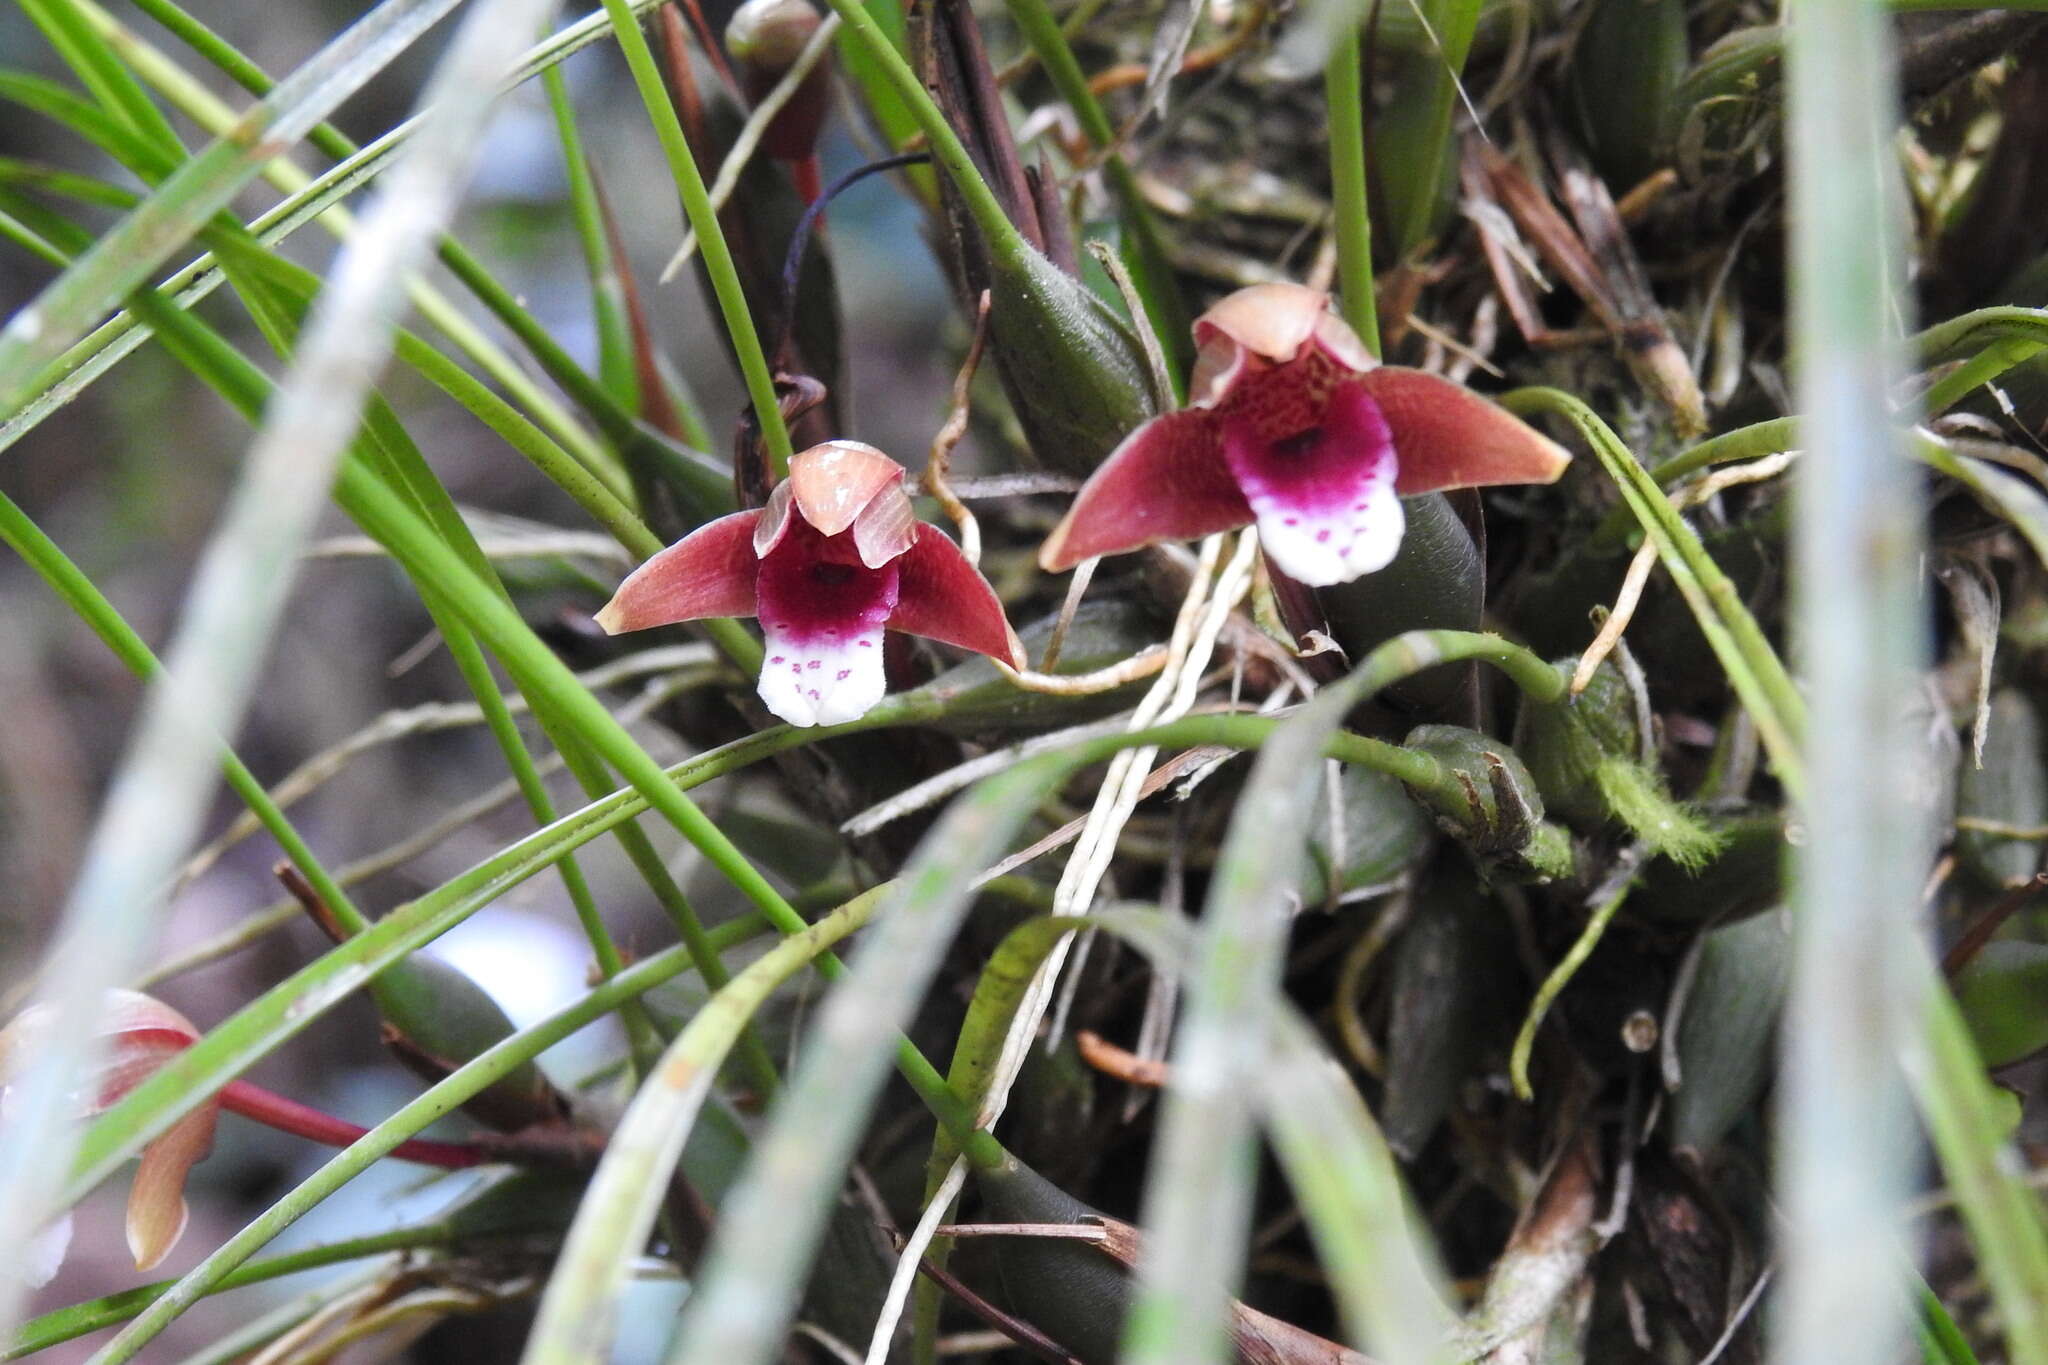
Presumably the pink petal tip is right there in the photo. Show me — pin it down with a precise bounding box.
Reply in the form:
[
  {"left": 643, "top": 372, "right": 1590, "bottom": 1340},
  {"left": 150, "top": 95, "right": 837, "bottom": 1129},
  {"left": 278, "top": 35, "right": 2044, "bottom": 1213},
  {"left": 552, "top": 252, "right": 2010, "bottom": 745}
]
[
  {"left": 1040, "top": 410, "right": 1251, "bottom": 572},
  {"left": 597, "top": 511, "right": 763, "bottom": 634},
  {"left": 892, "top": 528, "right": 1025, "bottom": 668},
  {"left": 1358, "top": 368, "right": 1572, "bottom": 494}
]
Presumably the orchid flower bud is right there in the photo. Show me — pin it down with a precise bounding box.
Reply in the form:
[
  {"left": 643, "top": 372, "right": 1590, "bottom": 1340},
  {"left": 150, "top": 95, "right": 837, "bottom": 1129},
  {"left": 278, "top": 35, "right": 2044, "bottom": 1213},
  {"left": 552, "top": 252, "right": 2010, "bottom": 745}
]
[{"left": 726, "top": 0, "right": 830, "bottom": 165}]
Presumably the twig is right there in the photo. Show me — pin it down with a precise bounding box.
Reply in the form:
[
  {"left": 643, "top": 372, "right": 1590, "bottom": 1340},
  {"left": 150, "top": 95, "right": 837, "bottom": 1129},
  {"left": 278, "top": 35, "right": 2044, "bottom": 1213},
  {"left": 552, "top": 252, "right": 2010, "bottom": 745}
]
[
  {"left": 1086, "top": 239, "right": 1174, "bottom": 407},
  {"left": 1942, "top": 872, "right": 2048, "bottom": 977},
  {"left": 1039, "top": 556, "right": 1098, "bottom": 674},
  {"left": 1076, "top": 1029, "right": 1172, "bottom": 1087},
  {"left": 1573, "top": 452, "right": 1796, "bottom": 693},
  {"left": 912, "top": 1246, "right": 1087, "bottom": 1365},
  {"left": 998, "top": 646, "right": 1170, "bottom": 696},
  {"left": 923, "top": 291, "right": 993, "bottom": 564},
  {"left": 1697, "top": 1267, "right": 1773, "bottom": 1365},
  {"left": 1572, "top": 545, "right": 1658, "bottom": 695}
]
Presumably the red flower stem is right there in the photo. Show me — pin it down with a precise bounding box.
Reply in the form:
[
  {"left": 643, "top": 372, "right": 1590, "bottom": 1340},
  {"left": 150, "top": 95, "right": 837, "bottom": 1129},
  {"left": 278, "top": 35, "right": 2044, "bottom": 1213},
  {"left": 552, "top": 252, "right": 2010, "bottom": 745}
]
[{"left": 218, "top": 1080, "right": 488, "bottom": 1169}]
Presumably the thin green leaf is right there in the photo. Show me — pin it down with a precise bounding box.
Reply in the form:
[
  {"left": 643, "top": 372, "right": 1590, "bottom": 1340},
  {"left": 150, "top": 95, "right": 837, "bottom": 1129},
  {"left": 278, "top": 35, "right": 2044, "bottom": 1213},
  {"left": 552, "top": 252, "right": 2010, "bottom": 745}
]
[
  {"left": 18, "top": 0, "right": 184, "bottom": 165},
  {"left": 0, "top": 0, "right": 563, "bottom": 1336},
  {"left": 661, "top": 755, "right": 1085, "bottom": 1365},
  {"left": 1900, "top": 943, "right": 2048, "bottom": 1361},
  {"left": 598, "top": 0, "right": 794, "bottom": 473},
  {"left": 1121, "top": 634, "right": 1506, "bottom": 1365},
  {"left": 1325, "top": 27, "right": 1378, "bottom": 357},
  {"left": 11, "top": 1220, "right": 497, "bottom": 1358},
  {"left": 88, "top": 934, "right": 730, "bottom": 1363},
  {"left": 1504, "top": 386, "right": 1807, "bottom": 797},
  {"left": 1777, "top": 4, "right": 1940, "bottom": 1364},
  {"left": 0, "top": 0, "right": 465, "bottom": 412},
  {"left": 1914, "top": 433, "right": 2048, "bottom": 567},
  {"left": 521, "top": 884, "right": 891, "bottom": 1364},
  {"left": 0, "top": 486, "right": 365, "bottom": 935}
]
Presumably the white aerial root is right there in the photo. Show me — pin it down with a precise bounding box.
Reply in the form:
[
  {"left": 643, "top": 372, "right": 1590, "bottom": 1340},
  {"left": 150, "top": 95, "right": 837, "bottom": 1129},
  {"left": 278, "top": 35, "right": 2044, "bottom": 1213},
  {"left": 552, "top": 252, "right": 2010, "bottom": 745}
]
[{"left": 1572, "top": 451, "right": 1797, "bottom": 693}]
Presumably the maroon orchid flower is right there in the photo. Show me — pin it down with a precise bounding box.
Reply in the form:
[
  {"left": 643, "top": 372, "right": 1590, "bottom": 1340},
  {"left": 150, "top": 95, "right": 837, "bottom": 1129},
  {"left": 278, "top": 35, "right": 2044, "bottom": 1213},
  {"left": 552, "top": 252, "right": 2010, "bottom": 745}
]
[
  {"left": 1039, "top": 283, "right": 1572, "bottom": 587},
  {"left": 597, "top": 441, "right": 1024, "bottom": 726},
  {"left": 0, "top": 989, "right": 485, "bottom": 1283}
]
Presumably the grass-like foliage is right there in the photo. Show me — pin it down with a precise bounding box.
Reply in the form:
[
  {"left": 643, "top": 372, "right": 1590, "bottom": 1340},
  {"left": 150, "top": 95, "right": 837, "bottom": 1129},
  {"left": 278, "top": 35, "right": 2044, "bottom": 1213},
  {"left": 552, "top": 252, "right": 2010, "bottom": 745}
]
[{"left": 2, "top": 0, "right": 2047, "bottom": 1361}]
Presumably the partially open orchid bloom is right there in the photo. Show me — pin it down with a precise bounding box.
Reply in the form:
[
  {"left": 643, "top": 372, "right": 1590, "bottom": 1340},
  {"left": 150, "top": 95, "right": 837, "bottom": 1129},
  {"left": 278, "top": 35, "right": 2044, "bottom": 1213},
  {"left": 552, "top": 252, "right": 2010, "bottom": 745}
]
[
  {"left": 1, "top": 989, "right": 487, "bottom": 1286},
  {"left": 0, "top": 990, "right": 216, "bottom": 1279},
  {"left": 1039, "top": 283, "right": 1572, "bottom": 587},
  {"left": 597, "top": 441, "right": 1024, "bottom": 726}
]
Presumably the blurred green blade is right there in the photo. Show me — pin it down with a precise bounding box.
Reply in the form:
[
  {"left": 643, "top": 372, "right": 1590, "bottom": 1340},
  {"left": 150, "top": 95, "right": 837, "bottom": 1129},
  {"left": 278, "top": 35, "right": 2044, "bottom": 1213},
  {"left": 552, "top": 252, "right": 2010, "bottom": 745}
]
[
  {"left": 662, "top": 755, "right": 1091, "bottom": 1365},
  {"left": 0, "top": 0, "right": 560, "bottom": 1336},
  {"left": 1775, "top": 2, "right": 1949, "bottom": 1363},
  {"left": 0, "top": 0, "right": 464, "bottom": 412},
  {"left": 1121, "top": 635, "right": 1507, "bottom": 1365},
  {"left": 520, "top": 886, "right": 888, "bottom": 1365}
]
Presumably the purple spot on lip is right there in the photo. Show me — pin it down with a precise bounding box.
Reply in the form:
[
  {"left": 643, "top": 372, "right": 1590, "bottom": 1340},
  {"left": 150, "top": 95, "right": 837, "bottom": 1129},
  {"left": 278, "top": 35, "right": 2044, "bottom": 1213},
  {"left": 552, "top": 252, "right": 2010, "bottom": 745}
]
[
  {"left": 808, "top": 689, "right": 821, "bottom": 700},
  {"left": 836, "top": 669, "right": 851, "bottom": 681},
  {"left": 1283, "top": 517, "right": 1299, "bottom": 527},
  {"left": 1316, "top": 529, "right": 1331, "bottom": 543},
  {"left": 770, "top": 655, "right": 785, "bottom": 665},
  {"left": 808, "top": 660, "right": 822, "bottom": 670},
  {"left": 858, "top": 639, "right": 874, "bottom": 648}
]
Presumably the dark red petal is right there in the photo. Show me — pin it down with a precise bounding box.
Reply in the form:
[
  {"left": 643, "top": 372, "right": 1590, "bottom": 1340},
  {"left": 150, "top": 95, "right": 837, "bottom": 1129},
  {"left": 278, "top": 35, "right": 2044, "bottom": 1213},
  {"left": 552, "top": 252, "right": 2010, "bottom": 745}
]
[
  {"left": 1038, "top": 410, "right": 1251, "bottom": 571},
  {"left": 595, "top": 511, "right": 764, "bottom": 634},
  {"left": 1355, "top": 367, "right": 1573, "bottom": 494},
  {"left": 1220, "top": 382, "right": 1403, "bottom": 587},
  {"left": 755, "top": 518, "right": 902, "bottom": 725},
  {"left": 891, "top": 528, "right": 1025, "bottom": 668}
]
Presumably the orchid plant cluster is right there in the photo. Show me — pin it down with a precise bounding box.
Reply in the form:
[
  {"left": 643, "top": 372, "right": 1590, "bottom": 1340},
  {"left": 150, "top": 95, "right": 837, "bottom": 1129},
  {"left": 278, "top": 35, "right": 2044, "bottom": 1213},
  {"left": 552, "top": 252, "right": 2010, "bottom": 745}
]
[{"left": 598, "top": 283, "right": 1570, "bottom": 724}]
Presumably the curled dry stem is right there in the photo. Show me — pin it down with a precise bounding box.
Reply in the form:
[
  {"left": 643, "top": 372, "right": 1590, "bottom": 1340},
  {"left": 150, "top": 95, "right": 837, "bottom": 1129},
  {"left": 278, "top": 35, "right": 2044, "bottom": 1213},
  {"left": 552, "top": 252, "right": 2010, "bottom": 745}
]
[
  {"left": 923, "top": 290, "right": 992, "bottom": 564},
  {"left": 1571, "top": 450, "right": 1798, "bottom": 696},
  {"left": 1075, "top": 1028, "right": 1172, "bottom": 1087},
  {"left": 997, "top": 645, "right": 1171, "bottom": 696},
  {"left": 1039, "top": 555, "right": 1098, "bottom": 674}
]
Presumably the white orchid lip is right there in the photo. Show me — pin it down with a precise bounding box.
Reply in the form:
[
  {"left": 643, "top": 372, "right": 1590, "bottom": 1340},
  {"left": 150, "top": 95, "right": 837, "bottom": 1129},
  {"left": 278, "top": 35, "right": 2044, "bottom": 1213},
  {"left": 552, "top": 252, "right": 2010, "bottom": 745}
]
[
  {"left": 1220, "top": 384, "right": 1404, "bottom": 587},
  {"left": 597, "top": 443, "right": 1024, "bottom": 727},
  {"left": 1041, "top": 283, "right": 1574, "bottom": 587}
]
